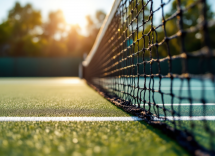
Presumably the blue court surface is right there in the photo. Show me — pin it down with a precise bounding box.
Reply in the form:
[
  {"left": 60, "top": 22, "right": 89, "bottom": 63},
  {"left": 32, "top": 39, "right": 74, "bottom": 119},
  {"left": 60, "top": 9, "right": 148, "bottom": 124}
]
[{"left": 104, "top": 78, "right": 215, "bottom": 116}]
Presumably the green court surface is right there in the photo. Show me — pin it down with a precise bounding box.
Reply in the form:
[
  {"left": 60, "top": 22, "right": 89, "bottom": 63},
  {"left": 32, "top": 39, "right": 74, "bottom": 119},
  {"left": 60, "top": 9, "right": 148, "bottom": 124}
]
[
  {"left": 0, "top": 78, "right": 190, "bottom": 156},
  {"left": 0, "top": 121, "right": 188, "bottom": 156},
  {"left": 0, "top": 78, "right": 128, "bottom": 117}
]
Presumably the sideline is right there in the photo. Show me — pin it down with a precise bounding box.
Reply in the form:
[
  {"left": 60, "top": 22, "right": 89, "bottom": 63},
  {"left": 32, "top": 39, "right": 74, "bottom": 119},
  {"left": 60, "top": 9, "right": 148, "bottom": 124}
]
[
  {"left": 0, "top": 116, "right": 215, "bottom": 121},
  {"left": 136, "top": 103, "right": 215, "bottom": 106},
  {"left": 154, "top": 116, "right": 215, "bottom": 121},
  {"left": 0, "top": 117, "right": 142, "bottom": 122}
]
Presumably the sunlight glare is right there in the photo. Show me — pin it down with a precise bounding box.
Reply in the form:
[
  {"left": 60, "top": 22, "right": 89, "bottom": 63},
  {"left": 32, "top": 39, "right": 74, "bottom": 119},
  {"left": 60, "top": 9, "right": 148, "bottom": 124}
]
[{"left": 51, "top": 1, "right": 91, "bottom": 27}]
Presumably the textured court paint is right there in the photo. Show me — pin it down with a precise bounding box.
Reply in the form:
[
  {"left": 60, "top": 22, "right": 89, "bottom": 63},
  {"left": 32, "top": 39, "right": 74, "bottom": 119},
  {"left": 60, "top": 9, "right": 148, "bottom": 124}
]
[
  {"left": 0, "top": 121, "right": 189, "bottom": 156},
  {"left": 0, "top": 78, "right": 129, "bottom": 117}
]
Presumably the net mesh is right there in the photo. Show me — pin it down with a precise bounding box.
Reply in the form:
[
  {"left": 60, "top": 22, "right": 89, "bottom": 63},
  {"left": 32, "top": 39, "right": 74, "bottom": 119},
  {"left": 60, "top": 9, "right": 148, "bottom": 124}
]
[{"left": 84, "top": 0, "right": 215, "bottom": 154}]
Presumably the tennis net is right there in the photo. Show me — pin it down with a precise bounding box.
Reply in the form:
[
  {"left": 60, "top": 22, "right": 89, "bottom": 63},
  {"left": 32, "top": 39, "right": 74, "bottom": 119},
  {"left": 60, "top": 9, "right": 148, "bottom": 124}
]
[{"left": 83, "top": 0, "right": 215, "bottom": 155}]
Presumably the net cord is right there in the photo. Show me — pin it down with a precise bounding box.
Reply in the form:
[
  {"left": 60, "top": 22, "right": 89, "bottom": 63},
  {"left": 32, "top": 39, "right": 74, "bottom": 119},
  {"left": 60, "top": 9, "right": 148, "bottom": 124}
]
[{"left": 83, "top": 0, "right": 121, "bottom": 67}]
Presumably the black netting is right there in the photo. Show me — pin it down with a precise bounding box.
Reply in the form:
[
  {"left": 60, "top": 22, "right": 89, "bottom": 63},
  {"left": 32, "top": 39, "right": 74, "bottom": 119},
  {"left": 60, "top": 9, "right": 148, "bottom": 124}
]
[{"left": 84, "top": 0, "right": 215, "bottom": 154}]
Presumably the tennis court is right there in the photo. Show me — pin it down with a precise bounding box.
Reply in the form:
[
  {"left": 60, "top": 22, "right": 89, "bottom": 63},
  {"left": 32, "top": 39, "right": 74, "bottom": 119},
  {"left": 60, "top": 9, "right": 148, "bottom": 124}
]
[
  {"left": 0, "top": 78, "right": 189, "bottom": 156},
  {"left": 1, "top": 0, "right": 215, "bottom": 155}
]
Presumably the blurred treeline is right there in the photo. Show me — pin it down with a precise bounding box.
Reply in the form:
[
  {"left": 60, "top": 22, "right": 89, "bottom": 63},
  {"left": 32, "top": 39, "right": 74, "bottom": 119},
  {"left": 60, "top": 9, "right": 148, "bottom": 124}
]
[
  {"left": 127, "top": 0, "right": 215, "bottom": 58},
  {"left": 0, "top": 2, "right": 106, "bottom": 57}
]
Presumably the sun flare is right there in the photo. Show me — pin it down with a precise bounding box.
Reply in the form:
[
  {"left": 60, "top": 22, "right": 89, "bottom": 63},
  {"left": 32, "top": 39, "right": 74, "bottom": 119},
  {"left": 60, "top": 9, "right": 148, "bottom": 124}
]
[
  {"left": 52, "top": 1, "right": 91, "bottom": 27},
  {"left": 64, "top": 9, "right": 87, "bottom": 27}
]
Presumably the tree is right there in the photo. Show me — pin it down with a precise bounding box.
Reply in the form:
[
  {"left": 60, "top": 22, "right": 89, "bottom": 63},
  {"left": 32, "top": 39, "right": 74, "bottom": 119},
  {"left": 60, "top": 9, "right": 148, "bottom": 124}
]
[
  {"left": 84, "top": 10, "right": 106, "bottom": 53},
  {"left": 0, "top": 21, "right": 13, "bottom": 56},
  {"left": 42, "top": 10, "right": 68, "bottom": 57},
  {"left": 8, "top": 2, "right": 42, "bottom": 37},
  {"left": 132, "top": 0, "right": 215, "bottom": 58},
  {"left": 66, "top": 25, "right": 82, "bottom": 56},
  {"left": 43, "top": 10, "right": 66, "bottom": 39},
  {"left": 163, "top": 0, "right": 214, "bottom": 55},
  {"left": 0, "top": 1, "right": 106, "bottom": 57},
  {"left": 0, "top": 2, "right": 43, "bottom": 56}
]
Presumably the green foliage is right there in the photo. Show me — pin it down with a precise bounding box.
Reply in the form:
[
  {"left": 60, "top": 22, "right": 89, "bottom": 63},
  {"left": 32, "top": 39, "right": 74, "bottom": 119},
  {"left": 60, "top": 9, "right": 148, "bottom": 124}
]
[
  {"left": 0, "top": 2, "right": 43, "bottom": 57},
  {"left": 84, "top": 10, "right": 106, "bottom": 53},
  {"left": 1, "top": 1, "right": 214, "bottom": 58},
  {"left": 0, "top": 21, "right": 13, "bottom": 44},
  {"left": 43, "top": 10, "right": 66, "bottom": 39},
  {"left": 0, "top": 2, "right": 106, "bottom": 57},
  {"left": 130, "top": 0, "right": 215, "bottom": 60},
  {"left": 7, "top": 2, "right": 42, "bottom": 38}
]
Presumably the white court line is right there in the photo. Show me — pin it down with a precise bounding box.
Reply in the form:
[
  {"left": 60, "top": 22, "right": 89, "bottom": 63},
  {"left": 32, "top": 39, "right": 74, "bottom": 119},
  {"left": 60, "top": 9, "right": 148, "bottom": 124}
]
[
  {"left": 159, "top": 87, "right": 214, "bottom": 90},
  {"left": 154, "top": 116, "right": 215, "bottom": 121},
  {"left": 0, "top": 116, "right": 215, "bottom": 121},
  {"left": 0, "top": 117, "right": 142, "bottom": 122},
  {"left": 136, "top": 103, "right": 215, "bottom": 106}
]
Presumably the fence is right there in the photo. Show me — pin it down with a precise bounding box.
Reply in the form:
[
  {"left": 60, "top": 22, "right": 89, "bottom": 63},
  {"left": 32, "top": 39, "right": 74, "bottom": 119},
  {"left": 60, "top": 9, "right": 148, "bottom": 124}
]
[{"left": 0, "top": 57, "right": 82, "bottom": 77}]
